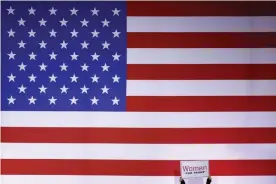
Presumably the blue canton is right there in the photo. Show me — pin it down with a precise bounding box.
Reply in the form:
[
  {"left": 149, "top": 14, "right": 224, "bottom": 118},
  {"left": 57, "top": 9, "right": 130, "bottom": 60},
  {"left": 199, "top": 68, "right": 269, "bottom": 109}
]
[{"left": 1, "top": 1, "right": 127, "bottom": 111}]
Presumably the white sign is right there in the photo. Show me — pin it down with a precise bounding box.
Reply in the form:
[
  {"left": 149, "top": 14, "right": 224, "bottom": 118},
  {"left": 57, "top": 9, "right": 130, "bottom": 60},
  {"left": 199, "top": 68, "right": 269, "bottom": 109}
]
[{"left": 180, "top": 160, "right": 209, "bottom": 179}]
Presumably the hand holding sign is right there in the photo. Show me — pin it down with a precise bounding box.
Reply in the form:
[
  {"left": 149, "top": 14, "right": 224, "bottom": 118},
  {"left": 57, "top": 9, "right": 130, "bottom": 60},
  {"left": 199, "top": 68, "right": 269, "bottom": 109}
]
[
  {"left": 207, "top": 176, "right": 212, "bottom": 184},
  {"left": 179, "top": 175, "right": 212, "bottom": 184}
]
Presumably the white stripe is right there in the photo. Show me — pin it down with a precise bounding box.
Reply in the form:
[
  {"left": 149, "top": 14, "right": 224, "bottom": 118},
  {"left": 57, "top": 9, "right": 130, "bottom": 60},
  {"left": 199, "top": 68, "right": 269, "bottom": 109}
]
[
  {"left": 127, "top": 48, "right": 276, "bottom": 64},
  {"left": 127, "top": 16, "right": 276, "bottom": 32},
  {"left": 2, "top": 143, "right": 276, "bottom": 160},
  {"left": 127, "top": 80, "right": 276, "bottom": 96},
  {"left": 2, "top": 176, "right": 276, "bottom": 184},
  {"left": 2, "top": 111, "right": 276, "bottom": 128}
]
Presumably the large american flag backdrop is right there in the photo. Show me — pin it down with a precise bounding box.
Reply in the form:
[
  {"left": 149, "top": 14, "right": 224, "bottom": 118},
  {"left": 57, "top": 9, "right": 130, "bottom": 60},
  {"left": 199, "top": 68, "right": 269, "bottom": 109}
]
[{"left": 1, "top": 1, "right": 276, "bottom": 184}]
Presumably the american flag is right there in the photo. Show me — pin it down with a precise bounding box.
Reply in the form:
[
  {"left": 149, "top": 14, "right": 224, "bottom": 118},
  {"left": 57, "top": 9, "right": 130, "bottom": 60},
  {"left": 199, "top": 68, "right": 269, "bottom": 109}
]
[{"left": 1, "top": 1, "right": 276, "bottom": 184}]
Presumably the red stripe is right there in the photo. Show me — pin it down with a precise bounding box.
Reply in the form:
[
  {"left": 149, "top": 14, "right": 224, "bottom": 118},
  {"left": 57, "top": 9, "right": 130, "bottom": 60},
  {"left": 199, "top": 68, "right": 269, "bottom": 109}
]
[
  {"left": 2, "top": 159, "right": 275, "bottom": 175},
  {"left": 127, "top": 64, "right": 276, "bottom": 80},
  {"left": 127, "top": 33, "right": 276, "bottom": 48},
  {"left": 2, "top": 127, "right": 275, "bottom": 144},
  {"left": 127, "top": 2, "right": 276, "bottom": 16},
  {"left": 127, "top": 96, "right": 276, "bottom": 112}
]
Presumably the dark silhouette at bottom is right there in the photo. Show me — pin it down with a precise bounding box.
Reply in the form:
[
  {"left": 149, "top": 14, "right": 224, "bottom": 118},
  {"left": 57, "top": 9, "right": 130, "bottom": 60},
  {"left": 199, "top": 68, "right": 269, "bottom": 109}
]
[{"left": 180, "top": 176, "right": 212, "bottom": 184}]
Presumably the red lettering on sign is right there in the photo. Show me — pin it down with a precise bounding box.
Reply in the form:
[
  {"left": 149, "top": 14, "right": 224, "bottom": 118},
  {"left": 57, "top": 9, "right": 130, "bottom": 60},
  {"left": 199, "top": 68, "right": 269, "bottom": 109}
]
[{"left": 183, "top": 165, "right": 207, "bottom": 172}]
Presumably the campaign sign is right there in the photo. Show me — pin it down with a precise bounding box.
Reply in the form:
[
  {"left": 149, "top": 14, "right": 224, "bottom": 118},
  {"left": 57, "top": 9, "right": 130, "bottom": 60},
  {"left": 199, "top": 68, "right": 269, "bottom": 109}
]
[{"left": 180, "top": 160, "right": 209, "bottom": 179}]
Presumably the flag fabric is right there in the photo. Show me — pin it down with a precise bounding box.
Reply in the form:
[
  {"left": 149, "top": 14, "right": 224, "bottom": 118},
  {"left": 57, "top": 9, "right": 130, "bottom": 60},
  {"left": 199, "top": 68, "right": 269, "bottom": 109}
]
[{"left": 1, "top": 1, "right": 276, "bottom": 184}]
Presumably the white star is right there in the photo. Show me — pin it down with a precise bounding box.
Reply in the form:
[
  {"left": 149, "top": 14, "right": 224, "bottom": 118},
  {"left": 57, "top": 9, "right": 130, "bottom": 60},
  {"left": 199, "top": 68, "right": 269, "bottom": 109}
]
[
  {"left": 49, "top": 52, "right": 57, "bottom": 60},
  {"left": 101, "top": 85, "right": 110, "bottom": 94},
  {"left": 7, "top": 51, "right": 16, "bottom": 60},
  {"left": 7, "top": 6, "right": 15, "bottom": 15},
  {"left": 49, "top": 7, "right": 57, "bottom": 15},
  {"left": 38, "top": 18, "right": 47, "bottom": 26},
  {"left": 81, "top": 63, "right": 89, "bottom": 71},
  {"left": 18, "top": 18, "right": 26, "bottom": 26},
  {"left": 8, "top": 96, "right": 16, "bottom": 104},
  {"left": 60, "top": 63, "right": 68, "bottom": 71},
  {"left": 18, "top": 85, "right": 27, "bottom": 93},
  {"left": 28, "top": 29, "right": 36, "bottom": 37},
  {"left": 70, "top": 7, "right": 78, "bottom": 15},
  {"left": 39, "top": 63, "right": 47, "bottom": 71},
  {"left": 91, "top": 7, "right": 99, "bottom": 16},
  {"left": 60, "top": 85, "right": 69, "bottom": 94},
  {"left": 49, "top": 29, "right": 57, "bottom": 37},
  {"left": 112, "top": 29, "right": 121, "bottom": 38},
  {"left": 70, "top": 96, "right": 78, "bottom": 105},
  {"left": 38, "top": 85, "right": 47, "bottom": 93},
  {"left": 18, "top": 40, "right": 26, "bottom": 48},
  {"left": 60, "top": 40, "right": 68, "bottom": 49},
  {"left": 39, "top": 40, "right": 47, "bottom": 49},
  {"left": 80, "top": 41, "right": 89, "bottom": 49},
  {"left": 112, "top": 52, "right": 121, "bottom": 61},
  {"left": 70, "top": 52, "right": 79, "bottom": 60},
  {"left": 49, "top": 74, "right": 57, "bottom": 82},
  {"left": 91, "top": 52, "right": 100, "bottom": 61},
  {"left": 80, "top": 85, "right": 89, "bottom": 94},
  {"left": 60, "top": 18, "right": 68, "bottom": 27},
  {"left": 90, "top": 96, "right": 99, "bottom": 105},
  {"left": 112, "top": 97, "right": 120, "bottom": 105},
  {"left": 70, "top": 74, "right": 78, "bottom": 82},
  {"left": 102, "top": 41, "right": 110, "bottom": 49},
  {"left": 112, "top": 8, "right": 121, "bottom": 16},
  {"left": 7, "top": 73, "right": 16, "bottom": 82},
  {"left": 91, "top": 29, "right": 100, "bottom": 38},
  {"left": 101, "top": 63, "right": 110, "bottom": 72},
  {"left": 29, "top": 52, "right": 37, "bottom": 60},
  {"left": 91, "top": 74, "right": 99, "bottom": 83},
  {"left": 18, "top": 62, "right": 27, "bottom": 71},
  {"left": 70, "top": 29, "right": 78, "bottom": 37},
  {"left": 49, "top": 96, "right": 57, "bottom": 105},
  {"left": 101, "top": 19, "right": 110, "bottom": 27},
  {"left": 8, "top": 29, "right": 15, "bottom": 37},
  {"left": 28, "top": 73, "right": 37, "bottom": 82},
  {"left": 80, "top": 19, "right": 89, "bottom": 27},
  {"left": 112, "top": 74, "right": 120, "bottom": 83},
  {"left": 28, "top": 7, "right": 36, "bottom": 15},
  {"left": 28, "top": 96, "right": 37, "bottom": 105}
]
